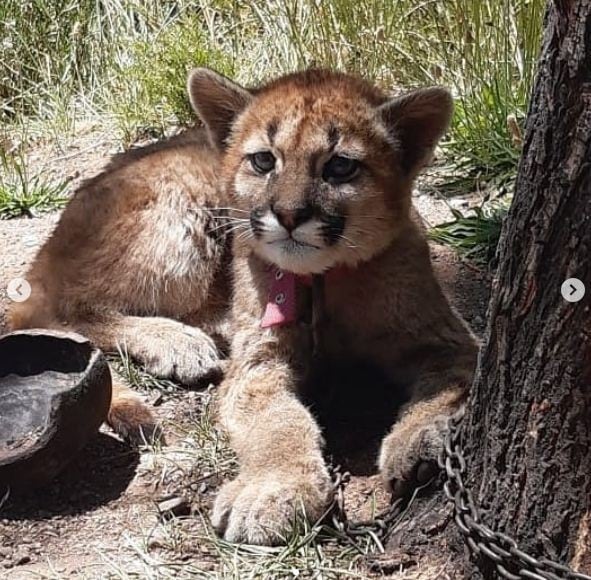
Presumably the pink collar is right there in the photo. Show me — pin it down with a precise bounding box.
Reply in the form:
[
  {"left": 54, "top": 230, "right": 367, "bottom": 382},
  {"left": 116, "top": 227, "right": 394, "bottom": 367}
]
[{"left": 261, "top": 267, "right": 348, "bottom": 328}]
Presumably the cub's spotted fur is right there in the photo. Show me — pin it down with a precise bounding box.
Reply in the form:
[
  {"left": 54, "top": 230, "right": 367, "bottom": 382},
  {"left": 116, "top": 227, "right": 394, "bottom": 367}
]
[{"left": 10, "top": 69, "right": 478, "bottom": 544}]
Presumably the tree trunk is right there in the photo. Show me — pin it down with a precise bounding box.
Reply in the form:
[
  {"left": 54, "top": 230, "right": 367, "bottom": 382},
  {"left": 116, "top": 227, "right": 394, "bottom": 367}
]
[
  {"left": 376, "top": 4, "right": 591, "bottom": 577},
  {"left": 464, "top": 0, "right": 591, "bottom": 575}
]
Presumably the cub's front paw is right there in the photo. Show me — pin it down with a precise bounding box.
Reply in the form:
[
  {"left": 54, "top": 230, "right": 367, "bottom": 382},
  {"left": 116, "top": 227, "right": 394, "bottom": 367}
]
[
  {"left": 211, "top": 469, "right": 332, "bottom": 545},
  {"left": 378, "top": 415, "right": 448, "bottom": 498},
  {"left": 133, "top": 322, "right": 222, "bottom": 386}
]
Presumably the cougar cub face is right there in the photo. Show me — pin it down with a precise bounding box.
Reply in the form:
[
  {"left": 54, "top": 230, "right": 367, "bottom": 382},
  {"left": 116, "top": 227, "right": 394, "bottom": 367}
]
[
  {"left": 189, "top": 69, "right": 452, "bottom": 274},
  {"left": 230, "top": 97, "right": 397, "bottom": 275}
]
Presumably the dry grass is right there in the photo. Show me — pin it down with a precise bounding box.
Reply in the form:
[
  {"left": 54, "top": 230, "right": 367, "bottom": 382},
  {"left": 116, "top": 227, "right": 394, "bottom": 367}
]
[
  {"left": 2, "top": 0, "right": 544, "bottom": 187},
  {"left": 73, "top": 352, "right": 436, "bottom": 579}
]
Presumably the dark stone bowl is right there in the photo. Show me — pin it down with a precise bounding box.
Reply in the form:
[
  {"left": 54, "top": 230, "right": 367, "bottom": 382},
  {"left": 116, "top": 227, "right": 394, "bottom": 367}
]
[{"left": 0, "top": 330, "right": 111, "bottom": 490}]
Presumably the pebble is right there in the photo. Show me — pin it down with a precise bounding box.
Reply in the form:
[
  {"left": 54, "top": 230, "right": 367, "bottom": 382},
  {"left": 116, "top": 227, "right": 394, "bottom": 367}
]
[
  {"left": 157, "top": 496, "right": 190, "bottom": 517},
  {"left": 147, "top": 534, "right": 165, "bottom": 551},
  {"left": 449, "top": 198, "right": 470, "bottom": 209},
  {"left": 15, "top": 553, "right": 31, "bottom": 566}
]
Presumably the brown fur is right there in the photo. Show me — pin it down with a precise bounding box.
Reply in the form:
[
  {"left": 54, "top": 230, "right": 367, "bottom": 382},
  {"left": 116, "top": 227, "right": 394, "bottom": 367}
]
[
  {"left": 10, "top": 68, "right": 478, "bottom": 544},
  {"left": 191, "top": 69, "right": 478, "bottom": 544},
  {"left": 9, "top": 129, "right": 231, "bottom": 441}
]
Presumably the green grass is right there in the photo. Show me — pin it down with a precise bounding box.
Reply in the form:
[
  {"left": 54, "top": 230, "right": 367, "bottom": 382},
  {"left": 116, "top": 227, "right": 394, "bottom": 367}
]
[
  {"left": 429, "top": 198, "right": 511, "bottom": 264},
  {"left": 111, "top": 13, "right": 234, "bottom": 144},
  {"left": 0, "top": 149, "right": 68, "bottom": 218},
  {"left": 209, "top": 0, "right": 542, "bottom": 192},
  {"left": 110, "top": 347, "right": 181, "bottom": 395},
  {"left": 129, "top": 516, "right": 374, "bottom": 579},
  {"left": 0, "top": 1, "right": 231, "bottom": 135}
]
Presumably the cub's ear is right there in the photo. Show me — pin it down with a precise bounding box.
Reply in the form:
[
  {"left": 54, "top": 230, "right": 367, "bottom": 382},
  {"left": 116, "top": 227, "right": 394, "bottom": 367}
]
[
  {"left": 379, "top": 87, "right": 453, "bottom": 175},
  {"left": 188, "top": 68, "right": 253, "bottom": 150}
]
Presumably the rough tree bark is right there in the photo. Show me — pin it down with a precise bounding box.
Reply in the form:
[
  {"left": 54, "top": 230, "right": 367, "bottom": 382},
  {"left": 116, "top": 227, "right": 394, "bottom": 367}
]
[
  {"left": 377, "top": 2, "right": 591, "bottom": 578},
  {"left": 464, "top": 0, "right": 591, "bottom": 575}
]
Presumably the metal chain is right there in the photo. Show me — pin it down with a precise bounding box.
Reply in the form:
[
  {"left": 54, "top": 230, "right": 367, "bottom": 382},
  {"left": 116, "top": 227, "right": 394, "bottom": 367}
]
[
  {"left": 440, "top": 407, "right": 591, "bottom": 580},
  {"left": 326, "top": 412, "right": 591, "bottom": 580},
  {"left": 327, "top": 466, "right": 406, "bottom": 548}
]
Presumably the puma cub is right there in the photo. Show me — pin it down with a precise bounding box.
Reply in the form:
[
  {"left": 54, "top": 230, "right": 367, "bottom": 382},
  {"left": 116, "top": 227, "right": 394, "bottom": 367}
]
[{"left": 10, "top": 69, "right": 478, "bottom": 544}]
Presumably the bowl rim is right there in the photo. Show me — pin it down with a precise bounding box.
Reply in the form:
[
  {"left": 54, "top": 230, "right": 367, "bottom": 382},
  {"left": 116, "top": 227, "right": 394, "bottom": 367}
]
[{"left": 0, "top": 330, "right": 108, "bottom": 469}]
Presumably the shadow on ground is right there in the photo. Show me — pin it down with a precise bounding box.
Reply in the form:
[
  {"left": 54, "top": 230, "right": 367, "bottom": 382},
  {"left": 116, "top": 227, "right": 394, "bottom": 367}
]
[
  {"left": 306, "top": 362, "right": 410, "bottom": 477},
  {"left": 1, "top": 433, "right": 139, "bottom": 520}
]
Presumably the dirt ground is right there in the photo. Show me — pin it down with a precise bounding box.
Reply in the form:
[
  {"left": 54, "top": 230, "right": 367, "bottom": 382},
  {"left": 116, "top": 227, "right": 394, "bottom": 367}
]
[{"left": 0, "top": 133, "right": 491, "bottom": 579}]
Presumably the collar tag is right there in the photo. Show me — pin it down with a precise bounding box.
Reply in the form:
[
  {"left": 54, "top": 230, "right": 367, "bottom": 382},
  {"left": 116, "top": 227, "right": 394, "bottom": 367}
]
[
  {"left": 261, "top": 269, "right": 297, "bottom": 328},
  {"left": 260, "top": 266, "right": 347, "bottom": 329}
]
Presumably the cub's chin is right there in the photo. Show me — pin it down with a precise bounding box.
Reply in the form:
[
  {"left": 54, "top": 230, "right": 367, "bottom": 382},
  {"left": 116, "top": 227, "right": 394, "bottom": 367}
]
[{"left": 252, "top": 239, "right": 340, "bottom": 275}]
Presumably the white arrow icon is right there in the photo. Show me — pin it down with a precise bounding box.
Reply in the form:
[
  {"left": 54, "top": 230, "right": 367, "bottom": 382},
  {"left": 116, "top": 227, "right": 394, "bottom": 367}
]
[
  {"left": 6, "top": 278, "right": 32, "bottom": 303},
  {"left": 561, "top": 278, "right": 585, "bottom": 303}
]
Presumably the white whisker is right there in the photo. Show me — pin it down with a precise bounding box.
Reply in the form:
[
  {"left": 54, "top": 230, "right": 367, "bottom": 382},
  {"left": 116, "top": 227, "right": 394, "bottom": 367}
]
[
  {"left": 236, "top": 230, "right": 255, "bottom": 243},
  {"left": 337, "top": 234, "right": 359, "bottom": 248},
  {"left": 207, "top": 221, "right": 250, "bottom": 235},
  {"left": 209, "top": 215, "right": 249, "bottom": 222},
  {"left": 209, "top": 206, "right": 250, "bottom": 214}
]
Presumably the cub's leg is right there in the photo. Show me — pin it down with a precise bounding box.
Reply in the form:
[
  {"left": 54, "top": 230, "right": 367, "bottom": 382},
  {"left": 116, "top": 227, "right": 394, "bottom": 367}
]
[
  {"left": 74, "top": 314, "right": 222, "bottom": 387},
  {"left": 69, "top": 313, "right": 224, "bottom": 443},
  {"left": 378, "top": 385, "right": 465, "bottom": 497},
  {"left": 378, "top": 345, "right": 478, "bottom": 496},
  {"left": 212, "top": 354, "right": 332, "bottom": 545}
]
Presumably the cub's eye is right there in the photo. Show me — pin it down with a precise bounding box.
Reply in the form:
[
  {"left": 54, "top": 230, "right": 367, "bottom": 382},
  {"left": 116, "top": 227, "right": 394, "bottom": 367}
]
[
  {"left": 250, "top": 151, "right": 276, "bottom": 174},
  {"left": 322, "top": 156, "right": 359, "bottom": 183}
]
